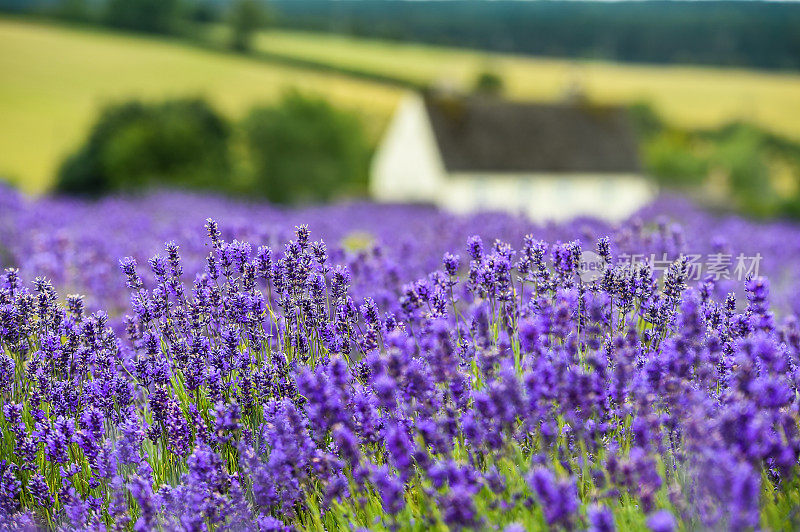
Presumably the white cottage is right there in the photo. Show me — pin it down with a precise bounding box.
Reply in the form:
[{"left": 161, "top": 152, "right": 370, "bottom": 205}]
[{"left": 370, "top": 92, "right": 656, "bottom": 221}]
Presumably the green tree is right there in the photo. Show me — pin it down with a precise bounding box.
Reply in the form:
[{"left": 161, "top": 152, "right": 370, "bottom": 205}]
[
  {"left": 57, "top": 98, "right": 232, "bottom": 195},
  {"left": 642, "top": 131, "right": 708, "bottom": 187},
  {"left": 711, "top": 125, "right": 775, "bottom": 216},
  {"left": 51, "top": 0, "right": 92, "bottom": 22},
  {"left": 104, "top": 0, "right": 180, "bottom": 34},
  {"left": 229, "top": 0, "right": 266, "bottom": 52},
  {"left": 242, "top": 92, "right": 369, "bottom": 204}
]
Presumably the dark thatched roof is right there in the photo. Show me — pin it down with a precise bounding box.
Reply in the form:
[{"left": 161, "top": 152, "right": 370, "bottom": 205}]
[{"left": 423, "top": 94, "right": 642, "bottom": 174}]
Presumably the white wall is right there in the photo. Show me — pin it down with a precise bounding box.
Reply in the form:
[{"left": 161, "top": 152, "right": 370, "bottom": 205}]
[
  {"left": 370, "top": 93, "right": 445, "bottom": 203},
  {"left": 438, "top": 173, "right": 657, "bottom": 222}
]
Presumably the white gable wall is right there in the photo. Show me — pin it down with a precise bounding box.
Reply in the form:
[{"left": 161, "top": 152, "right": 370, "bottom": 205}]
[
  {"left": 438, "top": 173, "right": 656, "bottom": 222},
  {"left": 370, "top": 93, "right": 445, "bottom": 203}
]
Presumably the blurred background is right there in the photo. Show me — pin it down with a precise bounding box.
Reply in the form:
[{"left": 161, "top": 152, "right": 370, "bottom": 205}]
[{"left": 1, "top": 0, "right": 800, "bottom": 219}]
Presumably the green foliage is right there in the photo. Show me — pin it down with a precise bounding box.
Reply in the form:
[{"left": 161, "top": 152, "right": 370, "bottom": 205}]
[
  {"left": 643, "top": 131, "right": 708, "bottom": 188},
  {"left": 103, "top": 0, "right": 180, "bottom": 34},
  {"left": 628, "top": 101, "right": 664, "bottom": 139},
  {"left": 57, "top": 98, "right": 232, "bottom": 195},
  {"left": 780, "top": 195, "right": 800, "bottom": 219},
  {"left": 473, "top": 70, "right": 504, "bottom": 96},
  {"left": 637, "top": 111, "right": 800, "bottom": 219},
  {"left": 710, "top": 125, "right": 775, "bottom": 216},
  {"left": 242, "top": 91, "right": 369, "bottom": 204},
  {"left": 56, "top": 93, "right": 371, "bottom": 203},
  {"left": 49, "top": 0, "right": 93, "bottom": 22},
  {"left": 228, "top": 0, "right": 267, "bottom": 52},
  {"left": 186, "top": 1, "right": 220, "bottom": 24}
]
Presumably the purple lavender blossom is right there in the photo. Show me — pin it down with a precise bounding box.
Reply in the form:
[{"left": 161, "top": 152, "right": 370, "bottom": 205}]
[
  {"left": 646, "top": 510, "right": 676, "bottom": 532},
  {"left": 0, "top": 188, "right": 799, "bottom": 529}
]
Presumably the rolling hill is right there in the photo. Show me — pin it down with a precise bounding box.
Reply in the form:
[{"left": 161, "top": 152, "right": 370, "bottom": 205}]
[
  {"left": 4, "top": 16, "right": 800, "bottom": 195},
  {"left": 0, "top": 17, "right": 402, "bottom": 193}
]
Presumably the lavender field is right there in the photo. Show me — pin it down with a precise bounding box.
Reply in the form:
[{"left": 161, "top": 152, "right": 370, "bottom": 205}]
[{"left": 2, "top": 185, "right": 800, "bottom": 530}]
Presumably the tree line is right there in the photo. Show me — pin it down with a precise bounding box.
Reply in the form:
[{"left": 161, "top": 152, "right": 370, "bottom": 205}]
[
  {"left": 269, "top": 0, "right": 800, "bottom": 71},
  {"left": 57, "top": 93, "right": 370, "bottom": 204},
  {"left": 0, "top": 0, "right": 269, "bottom": 52}
]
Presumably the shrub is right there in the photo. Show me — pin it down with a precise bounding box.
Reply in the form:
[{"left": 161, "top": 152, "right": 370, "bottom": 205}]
[
  {"left": 710, "top": 125, "right": 775, "bottom": 216},
  {"left": 242, "top": 91, "right": 370, "bottom": 204},
  {"left": 473, "top": 70, "right": 504, "bottom": 96},
  {"left": 637, "top": 109, "right": 800, "bottom": 219},
  {"left": 642, "top": 131, "right": 708, "bottom": 187},
  {"left": 56, "top": 98, "right": 232, "bottom": 195},
  {"left": 228, "top": 0, "right": 267, "bottom": 52},
  {"left": 628, "top": 101, "right": 664, "bottom": 138}
]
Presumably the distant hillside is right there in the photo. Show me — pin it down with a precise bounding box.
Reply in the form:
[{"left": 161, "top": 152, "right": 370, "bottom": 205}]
[
  {"left": 4, "top": 0, "right": 799, "bottom": 70},
  {"left": 0, "top": 17, "right": 400, "bottom": 192},
  {"left": 250, "top": 29, "right": 800, "bottom": 142},
  {"left": 269, "top": 0, "right": 800, "bottom": 71}
]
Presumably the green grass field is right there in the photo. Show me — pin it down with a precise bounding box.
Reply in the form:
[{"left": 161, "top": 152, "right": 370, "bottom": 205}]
[
  {"left": 253, "top": 30, "right": 800, "bottom": 142},
  {"left": 0, "top": 18, "right": 402, "bottom": 193}
]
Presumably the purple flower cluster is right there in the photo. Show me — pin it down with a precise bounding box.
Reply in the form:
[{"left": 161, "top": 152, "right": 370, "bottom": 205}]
[{"left": 0, "top": 187, "right": 799, "bottom": 530}]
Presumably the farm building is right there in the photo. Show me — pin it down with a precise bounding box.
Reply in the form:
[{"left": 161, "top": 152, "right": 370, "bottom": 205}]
[{"left": 370, "top": 92, "right": 656, "bottom": 221}]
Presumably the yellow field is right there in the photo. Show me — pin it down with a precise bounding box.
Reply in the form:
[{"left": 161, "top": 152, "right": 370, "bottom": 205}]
[
  {"left": 255, "top": 30, "right": 800, "bottom": 141},
  {"left": 0, "top": 18, "right": 402, "bottom": 193}
]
